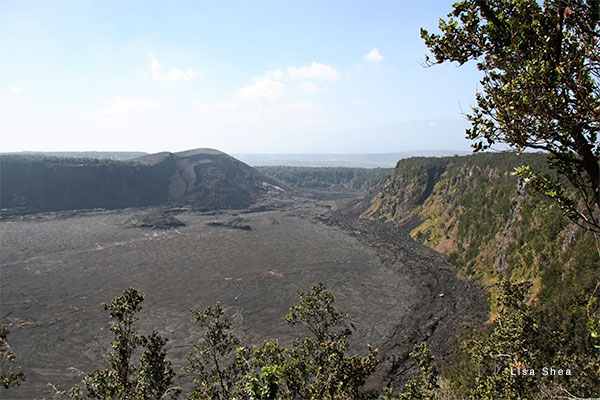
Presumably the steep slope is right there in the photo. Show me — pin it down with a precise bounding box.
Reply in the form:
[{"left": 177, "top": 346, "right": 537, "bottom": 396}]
[
  {"left": 1, "top": 148, "right": 282, "bottom": 213},
  {"left": 364, "top": 152, "right": 598, "bottom": 352}
]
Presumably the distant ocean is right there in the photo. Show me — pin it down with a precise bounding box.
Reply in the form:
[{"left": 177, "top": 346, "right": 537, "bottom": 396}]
[{"left": 233, "top": 151, "right": 470, "bottom": 168}]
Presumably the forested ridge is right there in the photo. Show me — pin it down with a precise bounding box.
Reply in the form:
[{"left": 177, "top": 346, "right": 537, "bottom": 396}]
[
  {"left": 0, "top": 155, "right": 173, "bottom": 212},
  {"left": 256, "top": 166, "right": 392, "bottom": 191}
]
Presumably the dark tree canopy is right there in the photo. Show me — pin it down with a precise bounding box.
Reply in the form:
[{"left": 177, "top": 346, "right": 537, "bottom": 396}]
[
  {"left": 422, "top": 0, "right": 600, "bottom": 233},
  {"left": 0, "top": 325, "right": 25, "bottom": 390}
]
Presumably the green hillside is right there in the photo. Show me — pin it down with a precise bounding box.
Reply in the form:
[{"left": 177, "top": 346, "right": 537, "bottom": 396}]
[
  {"left": 365, "top": 153, "right": 595, "bottom": 292},
  {"left": 364, "top": 152, "right": 599, "bottom": 396}
]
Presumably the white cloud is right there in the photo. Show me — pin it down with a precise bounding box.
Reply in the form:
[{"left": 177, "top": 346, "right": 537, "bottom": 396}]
[
  {"left": 287, "top": 62, "right": 340, "bottom": 81},
  {"left": 428, "top": 121, "right": 437, "bottom": 127},
  {"left": 288, "top": 101, "right": 323, "bottom": 112},
  {"left": 194, "top": 101, "right": 237, "bottom": 113},
  {"left": 149, "top": 53, "right": 161, "bottom": 71},
  {"left": 97, "top": 96, "right": 160, "bottom": 116},
  {"left": 297, "top": 81, "right": 321, "bottom": 93},
  {"left": 265, "top": 101, "right": 323, "bottom": 114},
  {"left": 364, "top": 48, "right": 384, "bottom": 62},
  {"left": 159, "top": 68, "right": 197, "bottom": 83},
  {"left": 191, "top": 61, "right": 332, "bottom": 135},
  {"left": 239, "top": 62, "right": 338, "bottom": 98},
  {"left": 264, "top": 69, "right": 285, "bottom": 80},
  {"left": 234, "top": 79, "right": 285, "bottom": 102},
  {"left": 147, "top": 52, "right": 197, "bottom": 85},
  {"left": 8, "top": 87, "right": 22, "bottom": 95}
]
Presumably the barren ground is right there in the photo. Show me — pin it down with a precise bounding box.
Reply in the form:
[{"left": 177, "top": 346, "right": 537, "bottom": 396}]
[{"left": 1, "top": 194, "right": 485, "bottom": 399}]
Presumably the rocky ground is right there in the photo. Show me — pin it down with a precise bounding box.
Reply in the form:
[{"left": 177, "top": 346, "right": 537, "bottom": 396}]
[
  {"left": 1, "top": 192, "right": 486, "bottom": 399},
  {"left": 325, "top": 191, "right": 487, "bottom": 388}
]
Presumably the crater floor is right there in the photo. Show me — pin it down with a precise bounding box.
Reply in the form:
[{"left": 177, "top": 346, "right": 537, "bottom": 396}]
[{"left": 1, "top": 195, "right": 484, "bottom": 398}]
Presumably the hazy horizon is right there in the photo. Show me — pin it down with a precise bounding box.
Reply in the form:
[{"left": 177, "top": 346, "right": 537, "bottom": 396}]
[
  {"left": 1, "top": 148, "right": 473, "bottom": 168},
  {"left": 3, "top": 148, "right": 470, "bottom": 155}
]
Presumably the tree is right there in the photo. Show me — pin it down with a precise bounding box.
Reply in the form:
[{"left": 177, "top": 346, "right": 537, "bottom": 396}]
[
  {"left": 137, "top": 332, "right": 178, "bottom": 399},
  {"left": 183, "top": 302, "right": 248, "bottom": 400},
  {"left": 422, "top": 2, "right": 600, "bottom": 381},
  {"left": 395, "top": 343, "right": 440, "bottom": 400},
  {"left": 421, "top": 0, "right": 600, "bottom": 235},
  {"left": 280, "top": 283, "right": 379, "bottom": 400},
  {"left": 184, "top": 284, "right": 379, "bottom": 400},
  {"left": 0, "top": 324, "right": 25, "bottom": 390},
  {"left": 53, "top": 288, "right": 179, "bottom": 400},
  {"left": 462, "top": 280, "right": 541, "bottom": 399},
  {"left": 457, "top": 280, "right": 600, "bottom": 399},
  {"left": 98, "top": 287, "right": 146, "bottom": 397}
]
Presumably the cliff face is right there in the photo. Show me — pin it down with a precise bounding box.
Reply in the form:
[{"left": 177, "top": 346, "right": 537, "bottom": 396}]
[
  {"left": 1, "top": 148, "right": 281, "bottom": 213},
  {"left": 364, "top": 153, "right": 598, "bottom": 310},
  {"left": 0, "top": 155, "right": 173, "bottom": 212}
]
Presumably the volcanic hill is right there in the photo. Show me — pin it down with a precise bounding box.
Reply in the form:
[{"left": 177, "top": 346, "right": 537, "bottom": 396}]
[{"left": 0, "top": 148, "right": 282, "bottom": 213}]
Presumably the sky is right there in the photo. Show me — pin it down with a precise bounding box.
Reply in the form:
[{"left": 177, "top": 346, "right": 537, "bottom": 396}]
[{"left": 0, "top": 1, "right": 484, "bottom": 154}]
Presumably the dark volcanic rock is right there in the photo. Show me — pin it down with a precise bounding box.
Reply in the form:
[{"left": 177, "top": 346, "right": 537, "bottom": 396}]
[
  {"left": 326, "top": 194, "right": 487, "bottom": 389},
  {"left": 1, "top": 195, "right": 486, "bottom": 398},
  {"left": 207, "top": 217, "right": 252, "bottom": 230},
  {"left": 125, "top": 212, "right": 186, "bottom": 230},
  {"left": 133, "top": 148, "right": 284, "bottom": 210}
]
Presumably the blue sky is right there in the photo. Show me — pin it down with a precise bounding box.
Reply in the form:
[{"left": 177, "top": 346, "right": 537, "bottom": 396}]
[{"left": 1, "top": 1, "right": 483, "bottom": 154}]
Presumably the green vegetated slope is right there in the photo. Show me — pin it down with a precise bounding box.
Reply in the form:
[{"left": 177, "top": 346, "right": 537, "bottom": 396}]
[
  {"left": 256, "top": 166, "right": 392, "bottom": 190},
  {"left": 364, "top": 152, "right": 598, "bottom": 347},
  {"left": 0, "top": 155, "right": 173, "bottom": 212}
]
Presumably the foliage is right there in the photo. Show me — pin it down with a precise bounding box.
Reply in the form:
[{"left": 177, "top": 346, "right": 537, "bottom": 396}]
[
  {"left": 367, "top": 152, "right": 598, "bottom": 312},
  {"left": 367, "top": 153, "right": 553, "bottom": 273},
  {"left": 184, "top": 283, "right": 379, "bottom": 400},
  {"left": 102, "top": 288, "right": 146, "bottom": 396},
  {"left": 280, "top": 283, "right": 379, "bottom": 400},
  {"left": 421, "top": 0, "right": 600, "bottom": 234},
  {"left": 363, "top": 157, "right": 448, "bottom": 223},
  {"left": 137, "top": 332, "right": 178, "bottom": 399},
  {"left": 183, "top": 302, "right": 247, "bottom": 400},
  {"left": 456, "top": 280, "right": 600, "bottom": 399},
  {"left": 53, "top": 288, "right": 178, "bottom": 400},
  {"left": 462, "top": 281, "right": 541, "bottom": 398},
  {"left": 395, "top": 343, "right": 439, "bottom": 400},
  {"left": 12, "top": 270, "right": 596, "bottom": 399},
  {"left": 245, "top": 365, "right": 281, "bottom": 400},
  {"left": 368, "top": 153, "right": 600, "bottom": 397},
  {"left": 422, "top": 0, "right": 600, "bottom": 382},
  {"left": 0, "top": 324, "right": 25, "bottom": 389},
  {"left": 256, "top": 166, "right": 392, "bottom": 191}
]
